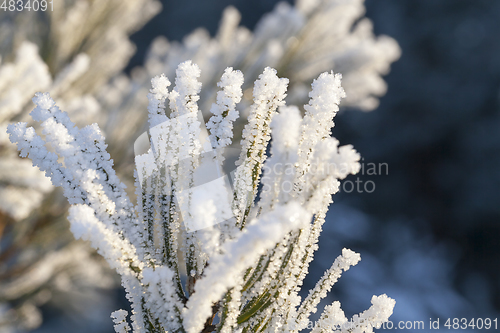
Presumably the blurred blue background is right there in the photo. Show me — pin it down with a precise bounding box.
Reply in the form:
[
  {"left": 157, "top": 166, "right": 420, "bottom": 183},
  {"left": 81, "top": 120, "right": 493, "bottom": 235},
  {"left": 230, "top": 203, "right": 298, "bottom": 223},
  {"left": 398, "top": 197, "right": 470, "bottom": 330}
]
[{"left": 34, "top": 0, "right": 500, "bottom": 331}]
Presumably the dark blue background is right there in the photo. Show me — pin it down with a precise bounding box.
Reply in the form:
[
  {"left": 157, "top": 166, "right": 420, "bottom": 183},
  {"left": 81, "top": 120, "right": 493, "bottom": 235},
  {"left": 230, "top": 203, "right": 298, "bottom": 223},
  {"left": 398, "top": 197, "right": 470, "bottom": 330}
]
[
  {"left": 36, "top": 0, "right": 500, "bottom": 331},
  {"left": 127, "top": 0, "right": 500, "bottom": 322}
]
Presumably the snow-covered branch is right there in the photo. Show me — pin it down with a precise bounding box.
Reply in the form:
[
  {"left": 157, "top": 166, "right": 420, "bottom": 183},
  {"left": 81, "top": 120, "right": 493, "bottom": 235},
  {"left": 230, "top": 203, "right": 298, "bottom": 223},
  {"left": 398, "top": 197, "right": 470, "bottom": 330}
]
[{"left": 8, "top": 61, "right": 395, "bottom": 333}]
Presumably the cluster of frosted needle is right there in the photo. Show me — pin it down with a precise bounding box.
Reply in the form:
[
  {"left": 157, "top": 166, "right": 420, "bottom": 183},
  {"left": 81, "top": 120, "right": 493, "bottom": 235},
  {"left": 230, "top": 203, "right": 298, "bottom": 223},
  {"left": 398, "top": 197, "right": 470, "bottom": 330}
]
[{"left": 8, "top": 60, "right": 395, "bottom": 333}]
